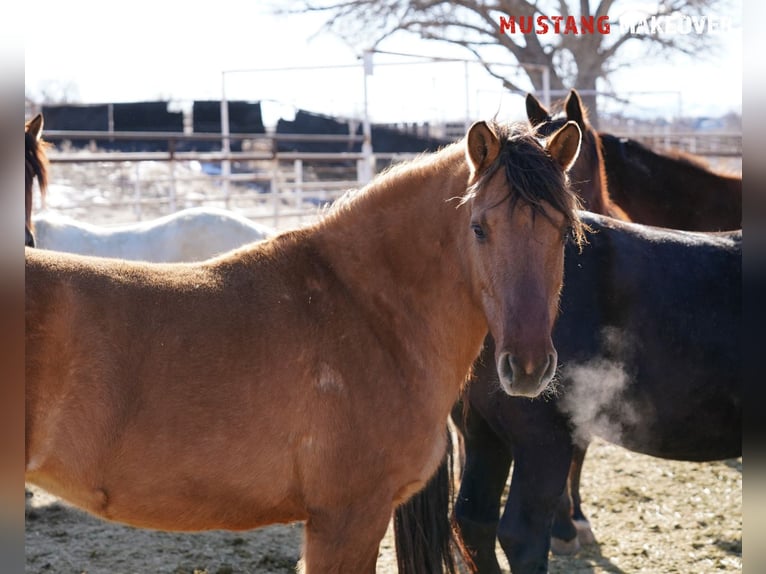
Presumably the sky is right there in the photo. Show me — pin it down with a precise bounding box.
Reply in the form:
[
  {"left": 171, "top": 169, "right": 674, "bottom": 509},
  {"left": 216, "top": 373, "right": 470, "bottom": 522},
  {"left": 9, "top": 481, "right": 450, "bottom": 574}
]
[{"left": 24, "top": 1, "right": 742, "bottom": 126}]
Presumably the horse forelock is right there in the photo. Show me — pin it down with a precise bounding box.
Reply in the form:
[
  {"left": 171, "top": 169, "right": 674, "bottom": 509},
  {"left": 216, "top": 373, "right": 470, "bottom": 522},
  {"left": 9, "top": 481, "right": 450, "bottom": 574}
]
[{"left": 467, "top": 122, "right": 585, "bottom": 247}]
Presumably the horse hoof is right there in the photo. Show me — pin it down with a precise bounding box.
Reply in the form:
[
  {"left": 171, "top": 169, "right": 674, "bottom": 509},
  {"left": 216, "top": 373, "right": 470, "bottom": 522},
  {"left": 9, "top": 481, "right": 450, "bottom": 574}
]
[
  {"left": 550, "top": 535, "right": 581, "bottom": 555},
  {"left": 574, "top": 519, "right": 597, "bottom": 545}
]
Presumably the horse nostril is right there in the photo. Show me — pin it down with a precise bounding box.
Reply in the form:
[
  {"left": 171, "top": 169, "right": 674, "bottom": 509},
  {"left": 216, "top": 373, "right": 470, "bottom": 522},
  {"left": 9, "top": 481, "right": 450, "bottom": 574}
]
[
  {"left": 545, "top": 352, "right": 558, "bottom": 380},
  {"left": 497, "top": 352, "right": 513, "bottom": 383},
  {"left": 497, "top": 354, "right": 529, "bottom": 386},
  {"left": 497, "top": 351, "right": 557, "bottom": 396}
]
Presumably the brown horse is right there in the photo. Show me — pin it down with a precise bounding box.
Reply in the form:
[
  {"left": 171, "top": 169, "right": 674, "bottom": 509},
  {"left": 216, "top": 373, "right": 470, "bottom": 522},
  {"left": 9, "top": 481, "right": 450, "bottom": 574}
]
[
  {"left": 527, "top": 90, "right": 741, "bottom": 231},
  {"left": 26, "top": 120, "right": 582, "bottom": 573},
  {"left": 25, "top": 113, "right": 50, "bottom": 247}
]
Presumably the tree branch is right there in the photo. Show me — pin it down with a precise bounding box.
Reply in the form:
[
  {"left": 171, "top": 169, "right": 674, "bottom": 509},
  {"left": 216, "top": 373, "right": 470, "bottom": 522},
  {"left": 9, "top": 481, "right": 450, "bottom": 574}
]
[{"left": 284, "top": 0, "right": 731, "bottom": 120}]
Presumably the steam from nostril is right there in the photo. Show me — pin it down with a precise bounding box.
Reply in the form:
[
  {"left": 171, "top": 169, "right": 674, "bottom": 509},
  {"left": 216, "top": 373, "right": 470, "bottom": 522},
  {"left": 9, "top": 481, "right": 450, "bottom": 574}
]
[{"left": 558, "top": 357, "right": 644, "bottom": 448}]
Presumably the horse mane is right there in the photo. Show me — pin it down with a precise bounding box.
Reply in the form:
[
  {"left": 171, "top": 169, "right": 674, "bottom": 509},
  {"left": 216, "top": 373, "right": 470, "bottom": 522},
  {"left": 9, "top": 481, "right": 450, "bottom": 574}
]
[
  {"left": 663, "top": 148, "right": 711, "bottom": 169},
  {"left": 604, "top": 134, "right": 740, "bottom": 180},
  {"left": 467, "top": 121, "right": 586, "bottom": 247},
  {"left": 25, "top": 121, "right": 51, "bottom": 199},
  {"left": 324, "top": 141, "right": 460, "bottom": 218},
  {"left": 328, "top": 122, "right": 584, "bottom": 245}
]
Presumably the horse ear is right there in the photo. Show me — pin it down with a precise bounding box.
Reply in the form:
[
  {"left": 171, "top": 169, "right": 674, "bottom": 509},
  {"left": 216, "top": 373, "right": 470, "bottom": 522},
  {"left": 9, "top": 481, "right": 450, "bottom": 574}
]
[
  {"left": 466, "top": 121, "right": 501, "bottom": 177},
  {"left": 546, "top": 121, "right": 581, "bottom": 172},
  {"left": 525, "top": 93, "right": 551, "bottom": 127},
  {"left": 26, "top": 113, "right": 44, "bottom": 140},
  {"left": 565, "top": 90, "right": 587, "bottom": 129}
]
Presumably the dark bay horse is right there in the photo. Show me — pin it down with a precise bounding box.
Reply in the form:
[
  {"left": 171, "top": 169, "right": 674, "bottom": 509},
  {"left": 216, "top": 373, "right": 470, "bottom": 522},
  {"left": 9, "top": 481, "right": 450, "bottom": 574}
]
[
  {"left": 26, "top": 121, "right": 583, "bottom": 574},
  {"left": 25, "top": 113, "right": 49, "bottom": 247},
  {"left": 453, "top": 211, "right": 741, "bottom": 574}
]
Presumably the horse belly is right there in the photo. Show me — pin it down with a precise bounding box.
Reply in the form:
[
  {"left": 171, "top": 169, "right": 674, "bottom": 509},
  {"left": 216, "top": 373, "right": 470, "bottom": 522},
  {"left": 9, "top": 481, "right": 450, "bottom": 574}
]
[
  {"left": 586, "top": 372, "right": 741, "bottom": 461},
  {"left": 616, "top": 398, "right": 741, "bottom": 461},
  {"left": 30, "top": 440, "right": 307, "bottom": 531},
  {"left": 27, "top": 371, "right": 308, "bottom": 531}
]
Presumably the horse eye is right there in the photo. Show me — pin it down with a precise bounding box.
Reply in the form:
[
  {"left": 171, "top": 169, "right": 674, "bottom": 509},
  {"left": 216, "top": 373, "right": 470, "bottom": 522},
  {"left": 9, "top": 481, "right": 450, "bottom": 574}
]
[{"left": 471, "top": 223, "right": 486, "bottom": 241}]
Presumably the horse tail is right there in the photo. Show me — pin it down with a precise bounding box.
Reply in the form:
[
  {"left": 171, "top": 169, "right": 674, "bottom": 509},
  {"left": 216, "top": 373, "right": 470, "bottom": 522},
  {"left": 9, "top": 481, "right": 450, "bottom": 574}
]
[{"left": 394, "top": 427, "right": 473, "bottom": 574}]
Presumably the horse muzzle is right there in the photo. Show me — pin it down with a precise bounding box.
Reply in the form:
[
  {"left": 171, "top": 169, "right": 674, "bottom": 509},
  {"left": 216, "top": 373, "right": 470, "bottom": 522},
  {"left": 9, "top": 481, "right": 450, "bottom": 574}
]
[{"left": 496, "top": 349, "right": 557, "bottom": 398}]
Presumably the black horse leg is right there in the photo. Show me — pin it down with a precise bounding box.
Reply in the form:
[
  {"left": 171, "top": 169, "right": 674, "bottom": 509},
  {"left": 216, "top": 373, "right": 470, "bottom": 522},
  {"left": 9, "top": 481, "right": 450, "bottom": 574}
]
[
  {"left": 568, "top": 443, "right": 595, "bottom": 544},
  {"left": 550, "top": 442, "right": 595, "bottom": 554},
  {"left": 452, "top": 403, "right": 512, "bottom": 574},
  {"left": 26, "top": 225, "right": 35, "bottom": 247},
  {"left": 497, "top": 427, "right": 573, "bottom": 574},
  {"left": 550, "top": 475, "right": 577, "bottom": 555}
]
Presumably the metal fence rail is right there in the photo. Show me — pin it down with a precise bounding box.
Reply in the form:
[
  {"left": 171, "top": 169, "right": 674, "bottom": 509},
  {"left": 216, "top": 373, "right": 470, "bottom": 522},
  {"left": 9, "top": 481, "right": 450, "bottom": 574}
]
[
  {"left": 610, "top": 132, "right": 742, "bottom": 157},
  {"left": 39, "top": 130, "right": 742, "bottom": 230},
  {"left": 42, "top": 130, "right": 370, "bottom": 228}
]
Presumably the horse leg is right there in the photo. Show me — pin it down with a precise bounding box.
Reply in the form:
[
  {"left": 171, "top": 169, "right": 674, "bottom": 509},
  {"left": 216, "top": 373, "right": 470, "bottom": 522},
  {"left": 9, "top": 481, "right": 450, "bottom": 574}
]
[
  {"left": 569, "top": 443, "right": 596, "bottom": 545},
  {"left": 497, "top": 427, "right": 573, "bottom": 574},
  {"left": 550, "top": 442, "right": 595, "bottom": 553},
  {"left": 550, "top": 474, "right": 576, "bottom": 555},
  {"left": 302, "top": 504, "right": 391, "bottom": 574},
  {"left": 452, "top": 403, "right": 512, "bottom": 574}
]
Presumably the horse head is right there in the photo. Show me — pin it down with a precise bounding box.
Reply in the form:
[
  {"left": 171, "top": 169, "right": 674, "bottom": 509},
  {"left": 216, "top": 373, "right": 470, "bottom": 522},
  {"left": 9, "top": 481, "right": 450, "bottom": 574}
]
[
  {"left": 462, "top": 120, "right": 582, "bottom": 397},
  {"left": 25, "top": 113, "right": 49, "bottom": 247}
]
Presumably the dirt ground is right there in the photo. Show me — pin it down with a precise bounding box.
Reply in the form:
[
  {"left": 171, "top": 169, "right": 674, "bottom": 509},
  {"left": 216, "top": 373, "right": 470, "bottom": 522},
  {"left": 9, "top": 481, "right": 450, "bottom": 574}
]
[{"left": 25, "top": 437, "right": 741, "bottom": 574}]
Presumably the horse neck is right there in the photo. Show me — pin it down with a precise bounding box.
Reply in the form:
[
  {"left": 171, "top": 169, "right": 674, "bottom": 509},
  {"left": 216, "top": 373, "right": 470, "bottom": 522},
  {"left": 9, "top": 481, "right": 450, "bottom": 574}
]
[
  {"left": 601, "top": 136, "right": 740, "bottom": 229},
  {"left": 571, "top": 131, "right": 624, "bottom": 220},
  {"left": 313, "top": 146, "right": 487, "bottom": 385},
  {"left": 637, "top": 149, "right": 741, "bottom": 229}
]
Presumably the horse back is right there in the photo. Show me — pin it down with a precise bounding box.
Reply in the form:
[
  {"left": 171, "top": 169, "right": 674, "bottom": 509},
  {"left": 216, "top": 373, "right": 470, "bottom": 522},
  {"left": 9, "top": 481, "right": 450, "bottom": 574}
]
[
  {"left": 555, "top": 214, "right": 741, "bottom": 460},
  {"left": 24, "top": 242, "right": 332, "bottom": 527},
  {"left": 24, "top": 235, "right": 448, "bottom": 529},
  {"left": 599, "top": 133, "right": 741, "bottom": 231}
]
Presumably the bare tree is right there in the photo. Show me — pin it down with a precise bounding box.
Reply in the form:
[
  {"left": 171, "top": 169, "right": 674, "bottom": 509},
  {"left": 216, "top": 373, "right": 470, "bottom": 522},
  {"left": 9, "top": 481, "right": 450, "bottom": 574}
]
[
  {"left": 28, "top": 79, "right": 81, "bottom": 105},
  {"left": 285, "top": 0, "right": 730, "bottom": 125}
]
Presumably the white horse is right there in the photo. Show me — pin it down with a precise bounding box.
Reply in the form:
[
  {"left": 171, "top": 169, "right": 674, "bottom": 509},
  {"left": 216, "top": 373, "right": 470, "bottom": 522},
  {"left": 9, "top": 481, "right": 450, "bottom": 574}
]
[{"left": 32, "top": 207, "right": 275, "bottom": 263}]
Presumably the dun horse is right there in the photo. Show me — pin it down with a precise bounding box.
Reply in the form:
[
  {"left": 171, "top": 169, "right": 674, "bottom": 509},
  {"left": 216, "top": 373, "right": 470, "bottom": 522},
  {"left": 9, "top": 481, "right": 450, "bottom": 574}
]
[
  {"left": 25, "top": 113, "right": 49, "bottom": 247},
  {"left": 26, "top": 121, "right": 582, "bottom": 573}
]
